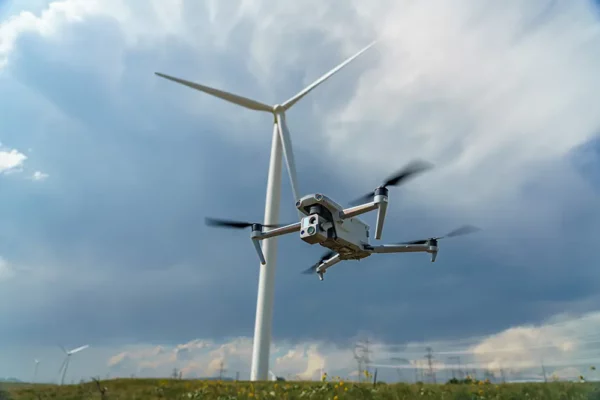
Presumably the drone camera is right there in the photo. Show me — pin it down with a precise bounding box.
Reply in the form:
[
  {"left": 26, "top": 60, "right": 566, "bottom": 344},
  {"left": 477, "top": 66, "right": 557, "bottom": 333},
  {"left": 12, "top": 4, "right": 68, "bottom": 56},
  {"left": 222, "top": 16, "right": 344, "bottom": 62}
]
[{"left": 300, "top": 214, "right": 329, "bottom": 244}]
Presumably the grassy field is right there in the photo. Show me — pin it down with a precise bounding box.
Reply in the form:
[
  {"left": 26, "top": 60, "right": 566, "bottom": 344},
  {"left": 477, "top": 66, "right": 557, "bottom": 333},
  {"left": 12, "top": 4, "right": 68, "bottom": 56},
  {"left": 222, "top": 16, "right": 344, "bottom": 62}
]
[{"left": 2, "top": 378, "right": 600, "bottom": 399}]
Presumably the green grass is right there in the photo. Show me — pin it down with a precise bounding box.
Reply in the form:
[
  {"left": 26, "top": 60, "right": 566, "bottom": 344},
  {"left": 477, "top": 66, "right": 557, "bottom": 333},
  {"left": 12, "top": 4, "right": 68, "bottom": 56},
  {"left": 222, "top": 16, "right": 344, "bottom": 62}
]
[{"left": 2, "top": 378, "right": 600, "bottom": 399}]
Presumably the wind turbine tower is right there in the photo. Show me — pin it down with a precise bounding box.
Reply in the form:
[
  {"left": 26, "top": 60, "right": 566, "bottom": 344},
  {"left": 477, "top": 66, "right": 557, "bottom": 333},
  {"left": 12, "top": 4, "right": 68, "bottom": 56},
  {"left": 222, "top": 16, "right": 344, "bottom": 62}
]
[
  {"left": 155, "top": 40, "right": 376, "bottom": 381},
  {"left": 58, "top": 345, "right": 89, "bottom": 385},
  {"left": 33, "top": 359, "right": 40, "bottom": 383}
]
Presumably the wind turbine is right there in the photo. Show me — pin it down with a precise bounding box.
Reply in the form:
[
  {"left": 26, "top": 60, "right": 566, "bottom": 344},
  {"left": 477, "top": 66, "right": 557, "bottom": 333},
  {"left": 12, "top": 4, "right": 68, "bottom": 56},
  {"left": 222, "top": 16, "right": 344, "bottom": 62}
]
[
  {"left": 33, "top": 359, "right": 40, "bottom": 383},
  {"left": 268, "top": 370, "right": 282, "bottom": 381},
  {"left": 155, "top": 40, "right": 376, "bottom": 381},
  {"left": 58, "top": 345, "right": 89, "bottom": 385}
]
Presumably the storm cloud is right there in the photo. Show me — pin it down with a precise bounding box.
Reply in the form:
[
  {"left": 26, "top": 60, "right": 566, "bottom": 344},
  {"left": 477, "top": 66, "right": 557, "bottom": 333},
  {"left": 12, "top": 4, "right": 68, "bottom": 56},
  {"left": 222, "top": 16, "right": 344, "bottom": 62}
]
[{"left": 0, "top": 0, "right": 599, "bottom": 383}]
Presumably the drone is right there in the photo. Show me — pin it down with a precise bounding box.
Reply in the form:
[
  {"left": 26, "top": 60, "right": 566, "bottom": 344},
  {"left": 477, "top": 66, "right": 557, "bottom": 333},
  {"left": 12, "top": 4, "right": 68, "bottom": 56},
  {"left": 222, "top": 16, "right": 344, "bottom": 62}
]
[{"left": 205, "top": 161, "right": 480, "bottom": 281}]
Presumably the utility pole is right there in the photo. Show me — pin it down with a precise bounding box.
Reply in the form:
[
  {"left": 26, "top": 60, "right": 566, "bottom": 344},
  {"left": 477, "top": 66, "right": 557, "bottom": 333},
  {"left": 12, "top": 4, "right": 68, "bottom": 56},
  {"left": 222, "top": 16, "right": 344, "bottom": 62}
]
[
  {"left": 218, "top": 360, "right": 227, "bottom": 380},
  {"left": 391, "top": 357, "right": 410, "bottom": 383},
  {"left": 418, "top": 360, "right": 425, "bottom": 382},
  {"left": 484, "top": 369, "right": 494, "bottom": 382},
  {"left": 353, "top": 338, "right": 372, "bottom": 383},
  {"left": 413, "top": 361, "right": 418, "bottom": 383},
  {"left": 500, "top": 365, "right": 506, "bottom": 383},
  {"left": 363, "top": 338, "right": 372, "bottom": 377},
  {"left": 235, "top": 372, "right": 240, "bottom": 382},
  {"left": 425, "top": 347, "right": 436, "bottom": 384},
  {"left": 448, "top": 356, "right": 457, "bottom": 380},
  {"left": 353, "top": 344, "right": 363, "bottom": 382}
]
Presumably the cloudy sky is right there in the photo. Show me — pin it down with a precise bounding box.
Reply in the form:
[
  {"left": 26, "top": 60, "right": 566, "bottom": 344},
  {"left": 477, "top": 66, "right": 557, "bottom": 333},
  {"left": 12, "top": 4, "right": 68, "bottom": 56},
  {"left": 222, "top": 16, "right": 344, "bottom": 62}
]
[{"left": 1, "top": 0, "right": 600, "bottom": 384}]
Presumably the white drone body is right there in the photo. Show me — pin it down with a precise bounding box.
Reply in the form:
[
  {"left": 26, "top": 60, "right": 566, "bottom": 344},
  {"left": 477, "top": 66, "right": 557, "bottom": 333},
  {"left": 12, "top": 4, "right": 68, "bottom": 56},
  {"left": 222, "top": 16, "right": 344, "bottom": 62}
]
[
  {"left": 249, "top": 187, "right": 438, "bottom": 281},
  {"left": 207, "top": 161, "right": 478, "bottom": 281}
]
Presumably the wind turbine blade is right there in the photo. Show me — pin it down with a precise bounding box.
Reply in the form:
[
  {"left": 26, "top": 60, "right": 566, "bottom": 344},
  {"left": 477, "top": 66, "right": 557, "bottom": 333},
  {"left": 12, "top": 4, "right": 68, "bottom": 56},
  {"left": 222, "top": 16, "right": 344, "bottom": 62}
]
[
  {"left": 61, "top": 357, "right": 70, "bottom": 385},
  {"left": 275, "top": 113, "right": 301, "bottom": 214},
  {"left": 155, "top": 72, "right": 273, "bottom": 113},
  {"left": 68, "top": 344, "right": 89, "bottom": 355},
  {"left": 57, "top": 357, "right": 67, "bottom": 378},
  {"left": 282, "top": 40, "right": 377, "bottom": 111}
]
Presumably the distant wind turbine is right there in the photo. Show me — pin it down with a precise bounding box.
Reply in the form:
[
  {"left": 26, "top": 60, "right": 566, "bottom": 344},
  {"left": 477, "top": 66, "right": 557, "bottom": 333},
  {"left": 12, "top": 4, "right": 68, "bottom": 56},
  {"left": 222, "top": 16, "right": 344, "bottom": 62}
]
[
  {"left": 268, "top": 370, "right": 284, "bottom": 381},
  {"left": 33, "top": 359, "right": 40, "bottom": 383},
  {"left": 58, "top": 345, "right": 89, "bottom": 385}
]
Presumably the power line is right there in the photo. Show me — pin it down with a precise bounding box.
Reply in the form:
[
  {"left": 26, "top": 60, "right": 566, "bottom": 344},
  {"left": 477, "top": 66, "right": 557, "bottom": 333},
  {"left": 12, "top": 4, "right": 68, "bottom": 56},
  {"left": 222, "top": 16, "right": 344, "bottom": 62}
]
[
  {"left": 371, "top": 315, "right": 600, "bottom": 350},
  {"left": 371, "top": 354, "right": 600, "bottom": 370},
  {"left": 371, "top": 333, "right": 600, "bottom": 354},
  {"left": 374, "top": 335, "right": 600, "bottom": 359},
  {"left": 447, "top": 356, "right": 463, "bottom": 380}
]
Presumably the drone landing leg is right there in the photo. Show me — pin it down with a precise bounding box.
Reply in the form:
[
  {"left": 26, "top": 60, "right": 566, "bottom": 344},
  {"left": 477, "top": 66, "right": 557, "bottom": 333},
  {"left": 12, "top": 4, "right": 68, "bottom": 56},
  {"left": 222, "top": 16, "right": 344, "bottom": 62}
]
[{"left": 315, "top": 254, "right": 341, "bottom": 281}]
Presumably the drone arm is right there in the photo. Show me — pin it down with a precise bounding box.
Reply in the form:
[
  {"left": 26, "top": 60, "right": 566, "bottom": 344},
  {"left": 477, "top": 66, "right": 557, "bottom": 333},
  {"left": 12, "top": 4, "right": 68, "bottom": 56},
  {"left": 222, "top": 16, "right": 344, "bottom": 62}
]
[
  {"left": 340, "top": 187, "right": 389, "bottom": 239},
  {"left": 250, "top": 222, "right": 301, "bottom": 265},
  {"left": 339, "top": 202, "right": 378, "bottom": 219},
  {"left": 257, "top": 222, "right": 301, "bottom": 240},
  {"left": 366, "top": 243, "right": 438, "bottom": 262},
  {"left": 367, "top": 244, "right": 429, "bottom": 253}
]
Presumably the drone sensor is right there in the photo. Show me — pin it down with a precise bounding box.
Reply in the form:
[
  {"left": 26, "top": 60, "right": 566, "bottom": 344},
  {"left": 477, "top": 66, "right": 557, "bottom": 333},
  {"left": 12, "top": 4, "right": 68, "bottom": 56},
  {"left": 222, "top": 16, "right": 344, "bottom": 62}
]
[{"left": 300, "top": 214, "right": 328, "bottom": 244}]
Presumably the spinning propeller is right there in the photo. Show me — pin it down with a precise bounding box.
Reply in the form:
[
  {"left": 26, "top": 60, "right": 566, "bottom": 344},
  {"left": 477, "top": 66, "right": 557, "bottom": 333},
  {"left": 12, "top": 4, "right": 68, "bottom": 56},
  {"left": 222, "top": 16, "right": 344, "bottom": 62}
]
[
  {"left": 397, "top": 225, "right": 481, "bottom": 246},
  {"left": 348, "top": 160, "right": 433, "bottom": 206},
  {"left": 205, "top": 217, "right": 289, "bottom": 230},
  {"left": 302, "top": 249, "right": 335, "bottom": 275}
]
